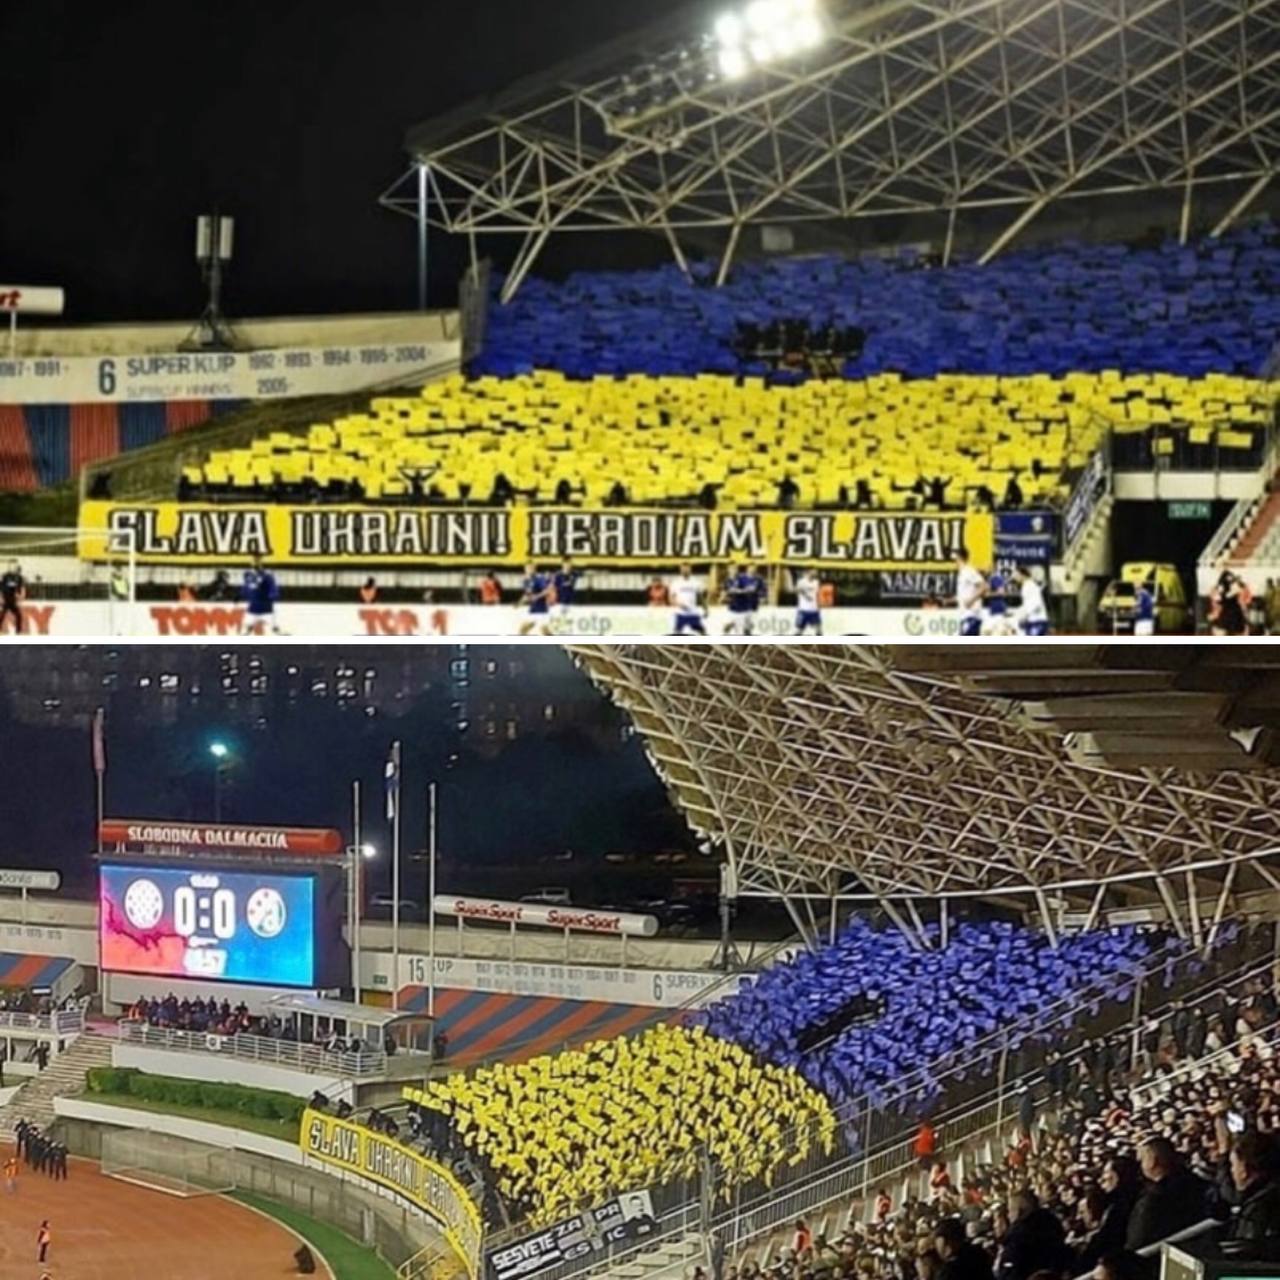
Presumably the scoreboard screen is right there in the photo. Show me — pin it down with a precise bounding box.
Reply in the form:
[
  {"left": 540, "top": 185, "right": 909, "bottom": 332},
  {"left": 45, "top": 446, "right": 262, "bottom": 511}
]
[{"left": 99, "top": 863, "right": 321, "bottom": 987}]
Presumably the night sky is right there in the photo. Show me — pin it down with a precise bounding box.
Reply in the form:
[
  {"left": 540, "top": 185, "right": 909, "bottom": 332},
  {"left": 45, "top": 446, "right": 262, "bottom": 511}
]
[
  {"left": 0, "top": 645, "right": 696, "bottom": 901},
  {"left": 2, "top": 0, "right": 705, "bottom": 324}
]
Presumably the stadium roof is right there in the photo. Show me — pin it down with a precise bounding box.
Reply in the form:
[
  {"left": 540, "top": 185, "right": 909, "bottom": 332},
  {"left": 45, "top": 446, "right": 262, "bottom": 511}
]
[
  {"left": 571, "top": 644, "right": 1280, "bottom": 945},
  {"left": 384, "top": 0, "right": 1280, "bottom": 300}
]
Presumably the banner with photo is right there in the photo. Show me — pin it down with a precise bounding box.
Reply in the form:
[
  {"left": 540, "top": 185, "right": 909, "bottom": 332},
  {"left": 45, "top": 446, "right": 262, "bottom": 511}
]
[
  {"left": 994, "top": 511, "right": 1058, "bottom": 568},
  {"left": 300, "top": 1108, "right": 482, "bottom": 1279},
  {"left": 80, "top": 502, "right": 993, "bottom": 570},
  {"left": 486, "top": 1190, "right": 658, "bottom": 1280}
]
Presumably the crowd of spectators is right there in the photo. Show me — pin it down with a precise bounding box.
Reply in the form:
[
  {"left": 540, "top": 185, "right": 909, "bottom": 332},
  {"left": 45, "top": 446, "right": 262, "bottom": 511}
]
[
  {"left": 407, "top": 1021, "right": 837, "bottom": 1225},
  {"left": 724, "top": 983, "right": 1280, "bottom": 1280},
  {"left": 126, "top": 993, "right": 379, "bottom": 1055},
  {"left": 695, "top": 922, "right": 1202, "bottom": 1113}
]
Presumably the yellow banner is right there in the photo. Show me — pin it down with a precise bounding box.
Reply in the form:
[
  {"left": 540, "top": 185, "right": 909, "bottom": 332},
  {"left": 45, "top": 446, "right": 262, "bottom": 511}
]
[
  {"left": 300, "top": 1108, "right": 482, "bottom": 1278},
  {"left": 81, "top": 502, "right": 993, "bottom": 570}
]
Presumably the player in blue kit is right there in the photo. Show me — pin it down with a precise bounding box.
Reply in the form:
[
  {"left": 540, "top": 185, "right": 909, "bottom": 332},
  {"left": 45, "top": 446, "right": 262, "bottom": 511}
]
[
  {"left": 1133, "top": 578, "right": 1156, "bottom": 636},
  {"left": 239, "top": 558, "right": 281, "bottom": 635},
  {"left": 983, "top": 566, "right": 1016, "bottom": 635},
  {"left": 723, "top": 563, "right": 766, "bottom": 636},
  {"left": 552, "top": 560, "right": 581, "bottom": 628},
  {"left": 518, "top": 563, "right": 554, "bottom": 635}
]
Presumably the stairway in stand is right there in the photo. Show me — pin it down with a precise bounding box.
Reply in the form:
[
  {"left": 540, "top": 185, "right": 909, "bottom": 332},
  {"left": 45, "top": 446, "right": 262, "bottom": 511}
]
[{"left": 0, "top": 1031, "right": 115, "bottom": 1136}]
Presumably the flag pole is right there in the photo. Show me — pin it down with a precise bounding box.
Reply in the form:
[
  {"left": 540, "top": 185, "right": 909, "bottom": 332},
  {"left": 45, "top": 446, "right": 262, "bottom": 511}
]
[
  {"left": 390, "top": 742, "right": 402, "bottom": 1012},
  {"left": 351, "top": 778, "right": 362, "bottom": 1002},
  {"left": 93, "top": 707, "right": 106, "bottom": 855},
  {"left": 428, "top": 781, "right": 438, "bottom": 1019}
]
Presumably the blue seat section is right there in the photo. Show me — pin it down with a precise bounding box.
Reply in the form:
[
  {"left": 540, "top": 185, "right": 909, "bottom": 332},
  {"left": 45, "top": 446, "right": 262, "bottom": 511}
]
[
  {"left": 118, "top": 402, "right": 170, "bottom": 454},
  {"left": 476, "top": 221, "right": 1280, "bottom": 380},
  {"left": 694, "top": 920, "right": 1223, "bottom": 1114},
  {"left": 22, "top": 404, "right": 72, "bottom": 490}
]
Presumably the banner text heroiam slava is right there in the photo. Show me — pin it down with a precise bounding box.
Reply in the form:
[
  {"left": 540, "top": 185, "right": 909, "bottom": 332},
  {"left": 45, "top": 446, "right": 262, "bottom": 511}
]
[{"left": 80, "top": 503, "right": 994, "bottom": 569}]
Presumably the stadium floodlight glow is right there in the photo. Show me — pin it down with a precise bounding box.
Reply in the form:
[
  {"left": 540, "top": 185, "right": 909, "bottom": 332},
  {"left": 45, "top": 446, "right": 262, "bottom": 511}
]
[
  {"left": 715, "top": 12, "right": 745, "bottom": 46},
  {"left": 718, "top": 45, "right": 750, "bottom": 80},
  {"left": 712, "top": 0, "right": 828, "bottom": 80},
  {"left": 359, "top": 843, "right": 377, "bottom": 860},
  {"left": 208, "top": 741, "right": 230, "bottom": 760}
]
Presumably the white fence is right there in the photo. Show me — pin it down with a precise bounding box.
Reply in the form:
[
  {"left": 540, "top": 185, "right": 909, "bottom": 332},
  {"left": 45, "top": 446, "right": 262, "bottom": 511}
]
[
  {"left": 0, "top": 1008, "right": 85, "bottom": 1036},
  {"left": 117, "top": 1019, "right": 392, "bottom": 1079}
]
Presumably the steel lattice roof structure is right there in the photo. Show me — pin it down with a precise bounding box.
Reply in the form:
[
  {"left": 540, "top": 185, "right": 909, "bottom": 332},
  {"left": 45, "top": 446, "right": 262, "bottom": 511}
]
[
  {"left": 570, "top": 644, "right": 1280, "bottom": 946},
  {"left": 384, "top": 0, "right": 1280, "bottom": 300}
]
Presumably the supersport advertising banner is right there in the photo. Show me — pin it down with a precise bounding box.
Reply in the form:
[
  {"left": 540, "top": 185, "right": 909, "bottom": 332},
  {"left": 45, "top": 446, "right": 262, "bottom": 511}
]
[{"left": 99, "top": 863, "right": 325, "bottom": 986}]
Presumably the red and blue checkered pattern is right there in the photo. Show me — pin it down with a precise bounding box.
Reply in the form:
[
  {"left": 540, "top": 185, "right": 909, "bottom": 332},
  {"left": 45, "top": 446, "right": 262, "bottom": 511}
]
[
  {"left": 0, "top": 952, "right": 75, "bottom": 989},
  {"left": 397, "top": 985, "right": 678, "bottom": 1067},
  {"left": 0, "top": 399, "right": 244, "bottom": 492}
]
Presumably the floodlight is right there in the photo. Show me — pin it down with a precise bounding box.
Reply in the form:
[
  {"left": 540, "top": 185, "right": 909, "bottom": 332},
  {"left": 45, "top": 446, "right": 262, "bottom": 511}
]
[
  {"left": 716, "top": 12, "right": 745, "bottom": 45},
  {"left": 746, "top": 0, "right": 780, "bottom": 34},
  {"left": 719, "top": 46, "right": 750, "bottom": 79},
  {"left": 794, "top": 14, "right": 825, "bottom": 48},
  {"left": 749, "top": 36, "right": 775, "bottom": 64}
]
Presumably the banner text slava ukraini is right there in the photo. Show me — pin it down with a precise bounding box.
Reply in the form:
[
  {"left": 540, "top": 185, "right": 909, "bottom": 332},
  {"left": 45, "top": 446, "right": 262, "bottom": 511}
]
[
  {"left": 81, "top": 502, "right": 993, "bottom": 570},
  {"left": 301, "top": 1108, "right": 483, "bottom": 1278}
]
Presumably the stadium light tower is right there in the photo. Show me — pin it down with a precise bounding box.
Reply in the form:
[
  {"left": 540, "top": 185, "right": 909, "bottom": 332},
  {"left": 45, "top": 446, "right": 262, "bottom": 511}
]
[
  {"left": 593, "top": 0, "right": 828, "bottom": 139},
  {"left": 713, "top": 0, "right": 827, "bottom": 81}
]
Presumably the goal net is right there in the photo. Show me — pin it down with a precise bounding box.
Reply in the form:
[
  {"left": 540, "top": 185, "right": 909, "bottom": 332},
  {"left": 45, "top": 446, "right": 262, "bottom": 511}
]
[
  {"left": 0, "top": 524, "right": 136, "bottom": 637},
  {"left": 100, "top": 1128, "right": 237, "bottom": 1198}
]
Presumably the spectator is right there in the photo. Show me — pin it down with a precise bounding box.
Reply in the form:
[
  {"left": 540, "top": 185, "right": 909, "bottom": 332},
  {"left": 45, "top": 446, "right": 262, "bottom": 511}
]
[
  {"left": 1124, "top": 1137, "right": 1210, "bottom": 1252},
  {"left": 479, "top": 572, "right": 502, "bottom": 605},
  {"left": 916, "top": 1119, "right": 939, "bottom": 1167},
  {"left": 997, "top": 1188, "right": 1068, "bottom": 1280},
  {"left": 1222, "top": 1133, "right": 1280, "bottom": 1260},
  {"left": 935, "top": 1217, "right": 993, "bottom": 1280},
  {"left": 359, "top": 577, "right": 378, "bottom": 604}
]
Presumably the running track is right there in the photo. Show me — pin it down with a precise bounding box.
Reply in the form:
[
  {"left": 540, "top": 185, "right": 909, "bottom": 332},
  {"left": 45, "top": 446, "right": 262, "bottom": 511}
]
[{"left": 0, "top": 1144, "right": 335, "bottom": 1280}]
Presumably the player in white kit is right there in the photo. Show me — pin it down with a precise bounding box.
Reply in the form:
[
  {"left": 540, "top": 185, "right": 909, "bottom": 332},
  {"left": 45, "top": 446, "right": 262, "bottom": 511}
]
[
  {"left": 1012, "top": 566, "right": 1050, "bottom": 636},
  {"left": 669, "top": 565, "right": 706, "bottom": 635},
  {"left": 952, "top": 548, "right": 987, "bottom": 638},
  {"left": 794, "top": 569, "right": 823, "bottom": 635}
]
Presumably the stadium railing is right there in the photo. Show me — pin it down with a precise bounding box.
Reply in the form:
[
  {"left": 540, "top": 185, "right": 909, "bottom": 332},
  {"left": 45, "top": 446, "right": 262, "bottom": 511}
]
[
  {"left": 0, "top": 1008, "right": 85, "bottom": 1035},
  {"left": 117, "top": 1019, "right": 399, "bottom": 1078}
]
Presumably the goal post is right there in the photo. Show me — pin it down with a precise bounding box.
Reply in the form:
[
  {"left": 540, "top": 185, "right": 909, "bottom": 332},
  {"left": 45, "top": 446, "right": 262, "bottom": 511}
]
[
  {"left": 0, "top": 524, "right": 136, "bottom": 636},
  {"left": 100, "top": 1128, "right": 237, "bottom": 1199}
]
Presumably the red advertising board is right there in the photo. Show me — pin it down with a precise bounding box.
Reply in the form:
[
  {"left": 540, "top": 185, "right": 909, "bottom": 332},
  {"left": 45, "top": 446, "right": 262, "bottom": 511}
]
[{"left": 98, "top": 819, "right": 344, "bottom": 858}]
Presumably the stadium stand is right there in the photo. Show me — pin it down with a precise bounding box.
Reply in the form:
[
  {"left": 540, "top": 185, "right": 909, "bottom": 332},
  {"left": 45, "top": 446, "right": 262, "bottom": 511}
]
[
  {"left": 694, "top": 922, "right": 1178, "bottom": 1113},
  {"left": 405, "top": 925, "right": 1228, "bottom": 1230},
  {"left": 0, "top": 399, "right": 244, "bottom": 492},
  {"left": 735, "top": 986, "right": 1280, "bottom": 1278},
  {"left": 179, "top": 371, "right": 1272, "bottom": 512},
  {"left": 406, "top": 1021, "right": 838, "bottom": 1224},
  {"left": 168, "top": 224, "right": 1280, "bottom": 516},
  {"left": 396, "top": 986, "right": 673, "bottom": 1067},
  {"left": 471, "top": 223, "right": 1280, "bottom": 381}
]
